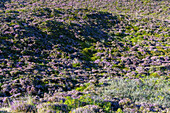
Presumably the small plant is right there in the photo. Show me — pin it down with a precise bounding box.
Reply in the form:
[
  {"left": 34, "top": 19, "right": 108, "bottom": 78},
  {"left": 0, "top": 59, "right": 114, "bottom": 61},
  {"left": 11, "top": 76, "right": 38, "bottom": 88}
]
[
  {"left": 64, "top": 96, "right": 80, "bottom": 111},
  {"left": 150, "top": 72, "right": 160, "bottom": 77},
  {"left": 116, "top": 108, "right": 123, "bottom": 113},
  {"left": 75, "top": 83, "right": 90, "bottom": 91},
  {"left": 72, "top": 63, "right": 80, "bottom": 68}
]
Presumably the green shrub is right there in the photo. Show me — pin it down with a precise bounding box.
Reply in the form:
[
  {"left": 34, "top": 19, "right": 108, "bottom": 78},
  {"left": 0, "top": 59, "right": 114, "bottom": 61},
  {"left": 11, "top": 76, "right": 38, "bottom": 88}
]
[
  {"left": 75, "top": 83, "right": 90, "bottom": 91},
  {"left": 63, "top": 94, "right": 114, "bottom": 112},
  {"left": 72, "top": 63, "right": 81, "bottom": 68}
]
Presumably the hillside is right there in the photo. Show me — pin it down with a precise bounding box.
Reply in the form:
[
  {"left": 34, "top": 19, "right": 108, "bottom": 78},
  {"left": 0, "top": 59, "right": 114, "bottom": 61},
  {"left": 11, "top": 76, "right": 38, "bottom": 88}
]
[{"left": 0, "top": 0, "right": 169, "bottom": 112}]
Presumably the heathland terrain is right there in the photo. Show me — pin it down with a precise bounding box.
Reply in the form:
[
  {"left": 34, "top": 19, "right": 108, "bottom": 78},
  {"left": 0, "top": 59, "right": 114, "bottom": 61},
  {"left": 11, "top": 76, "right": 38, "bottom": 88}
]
[{"left": 0, "top": 0, "right": 169, "bottom": 112}]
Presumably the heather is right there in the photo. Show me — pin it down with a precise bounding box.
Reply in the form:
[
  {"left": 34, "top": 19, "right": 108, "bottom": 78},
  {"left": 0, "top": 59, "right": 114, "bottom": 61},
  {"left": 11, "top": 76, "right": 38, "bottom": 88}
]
[{"left": 0, "top": 0, "right": 169, "bottom": 112}]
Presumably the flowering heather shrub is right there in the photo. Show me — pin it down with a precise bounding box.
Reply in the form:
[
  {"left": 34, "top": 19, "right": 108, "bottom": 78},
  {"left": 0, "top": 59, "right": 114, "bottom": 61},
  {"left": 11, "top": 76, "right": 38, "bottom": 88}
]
[
  {"left": 0, "top": 0, "right": 169, "bottom": 112},
  {"left": 71, "top": 105, "right": 103, "bottom": 113},
  {"left": 36, "top": 102, "right": 67, "bottom": 113}
]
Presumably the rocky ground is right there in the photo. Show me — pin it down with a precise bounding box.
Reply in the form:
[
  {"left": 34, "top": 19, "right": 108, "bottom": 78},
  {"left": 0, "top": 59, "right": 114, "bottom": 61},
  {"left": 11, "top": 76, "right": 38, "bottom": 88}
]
[{"left": 0, "top": 0, "right": 169, "bottom": 113}]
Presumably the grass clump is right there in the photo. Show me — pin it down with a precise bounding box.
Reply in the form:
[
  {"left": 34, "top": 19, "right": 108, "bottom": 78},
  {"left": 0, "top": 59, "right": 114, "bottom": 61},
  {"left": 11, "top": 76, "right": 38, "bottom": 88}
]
[
  {"left": 10, "top": 101, "right": 36, "bottom": 112},
  {"left": 99, "top": 76, "right": 170, "bottom": 107}
]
